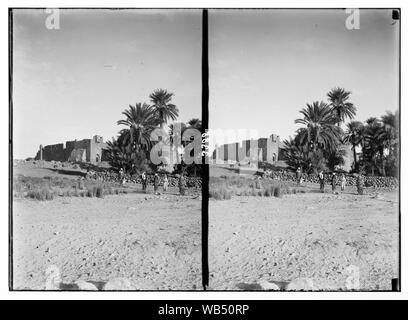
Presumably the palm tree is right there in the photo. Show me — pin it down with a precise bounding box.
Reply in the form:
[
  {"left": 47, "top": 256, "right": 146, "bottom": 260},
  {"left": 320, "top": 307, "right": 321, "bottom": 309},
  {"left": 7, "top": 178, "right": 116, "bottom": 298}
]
[
  {"left": 325, "top": 147, "right": 346, "bottom": 171},
  {"left": 295, "top": 101, "right": 343, "bottom": 153},
  {"left": 282, "top": 136, "right": 326, "bottom": 173},
  {"left": 117, "top": 103, "right": 160, "bottom": 151},
  {"left": 149, "top": 89, "right": 179, "bottom": 128},
  {"left": 282, "top": 137, "right": 308, "bottom": 170},
  {"left": 343, "top": 121, "right": 364, "bottom": 172},
  {"left": 187, "top": 118, "right": 202, "bottom": 131},
  {"left": 106, "top": 136, "right": 149, "bottom": 174},
  {"left": 380, "top": 111, "right": 398, "bottom": 155},
  {"left": 361, "top": 117, "right": 382, "bottom": 175},
  {"left": 327, "top": 87, "right": 356, "bottom": 126}
]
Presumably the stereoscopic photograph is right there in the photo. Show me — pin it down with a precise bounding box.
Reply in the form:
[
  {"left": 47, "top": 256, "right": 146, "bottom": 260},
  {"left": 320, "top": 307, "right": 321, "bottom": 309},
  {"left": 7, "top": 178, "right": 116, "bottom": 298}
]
[
  {"left": 208, "top": 9, "right": 400, "bottom": 291},
  {"left": 11, "top": 9, "right": 202, "bottom": 290},
  {"left": 10, "top": 7, "right": 401, "bottom": 293}
]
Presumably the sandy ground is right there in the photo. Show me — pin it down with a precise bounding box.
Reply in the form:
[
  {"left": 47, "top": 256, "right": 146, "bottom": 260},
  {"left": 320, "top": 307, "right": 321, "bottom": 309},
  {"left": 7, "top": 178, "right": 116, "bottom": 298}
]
[
  {"left": 12, "top": 191, "right": 201, "bottom": 290},
  {"left": 209, "top": 188, "right": 399, "bottom": 291}
]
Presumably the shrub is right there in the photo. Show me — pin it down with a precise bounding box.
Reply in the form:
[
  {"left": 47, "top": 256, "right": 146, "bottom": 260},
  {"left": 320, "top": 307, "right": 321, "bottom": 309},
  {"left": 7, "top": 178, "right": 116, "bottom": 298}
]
[
  {"left": 95, "top": 186, "right": 104, "bottom": 198},
  {"left": 266, "top": 185, "right": 275, "bottom": 197},
  {"left": 27, "top": 188, "right": 54, "bottom": 201},
  {"left": 77, "top": 180, "right": 85, "bottom": 190},
  {"left": 274, "top": 186, "right": 282, "bottom": 198},
  {"left": 45, "top": 190, "right": 54, "bottom": 200},
  {"left": 209, "top": 186, "right": 231, "bottom": 200},
  {"left": 264, "top": 185, "right": 275, "bottom": 197},
  {"left": 255, "top": 180, "right": 262, "bottom": 189}
]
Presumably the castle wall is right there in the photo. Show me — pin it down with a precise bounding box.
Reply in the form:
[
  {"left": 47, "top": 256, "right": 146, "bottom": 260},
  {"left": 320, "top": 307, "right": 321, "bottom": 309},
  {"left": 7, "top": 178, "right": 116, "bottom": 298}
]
[
  {"left": 40, "top": 143, "right": 65, "bottom": 161},
  {"left": 35, "top": 135, "right": 107, "bottom": 163},
  {"left": 65, "top": 139, "right": 91, "bottom": 161},
  {"left": 214, "top": 134, "right": 281, "bottom": 164},
  {"left": 212, "top": 134, "right": 354, "bottom": 171}
]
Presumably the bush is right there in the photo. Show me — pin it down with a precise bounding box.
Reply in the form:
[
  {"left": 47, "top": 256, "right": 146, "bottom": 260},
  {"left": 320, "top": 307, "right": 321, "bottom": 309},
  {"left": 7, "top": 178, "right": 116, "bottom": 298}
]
[
  {"left": 264, "top": 185, "right": 275, "bottom": 197},
  {"left": 77, "top": 180, "right": 85, "bottom": 190},
  {"left": 255, "top": 180, "right": 262, "bottom": 189},
  {"left": 209, "top": 186, "right": 231, "bottom": 200},
  {"left": 274, "top": 186, "right": 282, "bottom": 198},
  {"left": 95, "top": 186, "right": 104, "bottom": 198},
  {"left": 27, "top": 188, "right": 54, "bottom": 201}
]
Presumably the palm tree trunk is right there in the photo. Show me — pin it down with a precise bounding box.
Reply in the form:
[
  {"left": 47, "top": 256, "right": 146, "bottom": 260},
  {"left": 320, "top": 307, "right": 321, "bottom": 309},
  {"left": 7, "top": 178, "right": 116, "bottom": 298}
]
[
  {"left": 353, "top": 145, "right": 358, "bottom": 172},
  {"left": 379, "top": 148, "right": 386, "bottom": 176}
]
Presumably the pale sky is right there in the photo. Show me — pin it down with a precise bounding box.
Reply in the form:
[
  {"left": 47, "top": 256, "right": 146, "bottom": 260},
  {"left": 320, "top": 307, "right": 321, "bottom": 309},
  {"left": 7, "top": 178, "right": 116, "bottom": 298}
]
[
  {"left": 209, "top": 9, "right": 400, "bottom": 145},
  {"left": 13, "top": 9, "right": 400, "bottom": 158},
  {"left": 12, "top": 9, "right": 202, "bottom": 159}
]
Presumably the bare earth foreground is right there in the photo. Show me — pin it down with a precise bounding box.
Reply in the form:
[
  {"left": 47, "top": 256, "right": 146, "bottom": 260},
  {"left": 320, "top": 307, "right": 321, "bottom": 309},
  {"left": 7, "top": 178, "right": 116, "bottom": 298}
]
[
  {"left": 209, "top": 189, "right": 399, "bottom": 291},
  {"left": 13, "top": 193, "right": 201, "bottom": 290}
]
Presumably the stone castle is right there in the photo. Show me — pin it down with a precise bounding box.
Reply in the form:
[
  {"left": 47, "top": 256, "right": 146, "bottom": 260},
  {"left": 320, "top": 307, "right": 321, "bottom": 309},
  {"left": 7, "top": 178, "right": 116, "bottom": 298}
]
[
  {"left": 35, "top": 135, "right": 108, "bottom": 164},
  {"left": 212, "top": 133, "right": 283, "bottom": 164},
  {"left": 34, "top": 132, "right": 354, "bottom": 172},
  {"left": 212, "top": 133, "right": 354, "bottom": 172}
]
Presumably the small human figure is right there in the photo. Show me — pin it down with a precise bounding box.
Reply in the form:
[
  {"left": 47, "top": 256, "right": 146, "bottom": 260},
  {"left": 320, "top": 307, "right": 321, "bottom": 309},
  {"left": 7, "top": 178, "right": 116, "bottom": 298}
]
[
  {"left": 141, "top": 171, "right": 147, "bottom": 192},
  {"left": 341, "top": 174, "right": 347, "bottom": 191},
  {"left": 119, "top": 168, "right": 125, "bottom": 186},
  {"left": 163, "top": 174, "right": 169, "bottom": 192},
  {"left": 179, "top": 173, "right": 185, "bottom": 196},
  {"left": 356, "top": 172, "right": 365, "bottom": 195},
  {"left": 153, "top": 173, "right": 159, "bottom": 194},
  {"left": 331, "top": 172, "right": 337, "bottom": 192},
  {"left": 296, "top": 167, "right": 302, "bottom": 185},
  {"left": 318, "top": 170, "right": 325, "bottom": 192}
]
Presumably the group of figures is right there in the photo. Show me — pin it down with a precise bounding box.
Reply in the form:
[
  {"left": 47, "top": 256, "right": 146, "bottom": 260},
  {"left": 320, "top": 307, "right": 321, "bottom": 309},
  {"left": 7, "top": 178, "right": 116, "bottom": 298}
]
[
  {"left": 119, "top": 169, "right": 186, "bottom": 195},
  {"left": 317, "top": 171, "right": 347, "bottom": 193},
  {"left": 294, "top": 167, "right": 365, "bottom": 195}
]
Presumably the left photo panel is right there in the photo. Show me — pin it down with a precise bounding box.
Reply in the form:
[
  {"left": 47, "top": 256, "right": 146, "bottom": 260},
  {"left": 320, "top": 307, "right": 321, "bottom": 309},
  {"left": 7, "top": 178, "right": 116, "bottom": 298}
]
[{"left": 10, "top": 8, "right": 203, "bottom": 291}]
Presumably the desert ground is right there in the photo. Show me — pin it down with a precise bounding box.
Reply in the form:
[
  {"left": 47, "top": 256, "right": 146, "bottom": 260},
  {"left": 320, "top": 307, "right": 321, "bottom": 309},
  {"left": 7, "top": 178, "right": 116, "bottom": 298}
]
[
  {"left": 209, "top": 168, "right": 399, "bottom": 291},
  {"left": 12, "top": 163, "right": 201, "bottom": 290}
]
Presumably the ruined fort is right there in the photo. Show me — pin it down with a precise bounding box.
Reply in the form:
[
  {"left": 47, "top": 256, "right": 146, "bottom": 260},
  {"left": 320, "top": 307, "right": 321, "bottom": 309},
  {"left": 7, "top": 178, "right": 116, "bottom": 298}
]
[
  {"left": 212, "top": 134, "right": 283, "bottom": 164},
  {"left": 212, "top": 133, "right": 354, "bottom": 172},
  {"left": 35, "top": 135, "right": 108, "bottom": 164}
]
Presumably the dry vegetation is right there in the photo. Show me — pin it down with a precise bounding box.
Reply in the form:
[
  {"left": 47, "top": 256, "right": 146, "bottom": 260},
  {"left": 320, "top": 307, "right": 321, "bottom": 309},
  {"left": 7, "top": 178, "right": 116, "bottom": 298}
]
[
  {"left": 209, "top": 175, "right": 306, "bottom": 200},
  {"left": 13, "top": 174, "right": 129, "bottom": 201}
]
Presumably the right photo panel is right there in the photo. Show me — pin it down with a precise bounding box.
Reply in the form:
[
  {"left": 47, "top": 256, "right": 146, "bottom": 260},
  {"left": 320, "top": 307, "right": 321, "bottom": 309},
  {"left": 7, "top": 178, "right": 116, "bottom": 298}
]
[{"left": 208, "top": 9, "right": 400, "bottom": 291}]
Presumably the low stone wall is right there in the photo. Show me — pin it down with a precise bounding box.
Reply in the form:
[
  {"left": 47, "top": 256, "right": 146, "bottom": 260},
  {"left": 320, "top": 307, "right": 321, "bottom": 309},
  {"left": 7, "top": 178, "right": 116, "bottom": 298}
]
[
  {"left": 86, "top": 171, "right": 202, "bottom": 189},
  {"left": 262, "top": 170, "right": 398, "bottom": 190}
]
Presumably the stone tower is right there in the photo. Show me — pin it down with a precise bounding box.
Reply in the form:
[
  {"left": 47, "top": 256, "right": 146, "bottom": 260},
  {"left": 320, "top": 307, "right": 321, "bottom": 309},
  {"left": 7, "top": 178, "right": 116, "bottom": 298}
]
[{"left": 39, "top": 144, "right": 43, "bottom": 160}]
